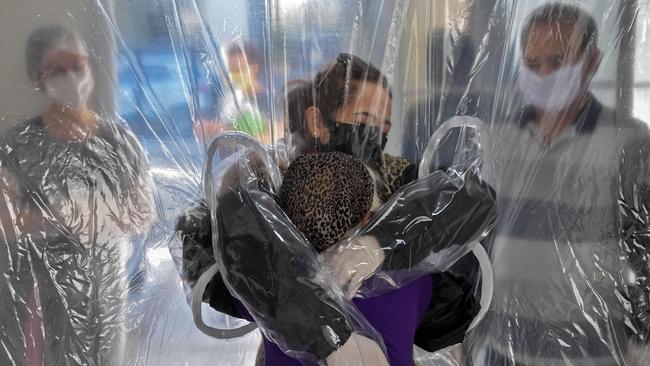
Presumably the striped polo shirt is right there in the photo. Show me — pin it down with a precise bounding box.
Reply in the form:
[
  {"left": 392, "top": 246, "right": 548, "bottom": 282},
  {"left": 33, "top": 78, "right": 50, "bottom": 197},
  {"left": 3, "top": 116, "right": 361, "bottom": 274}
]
[{"left": 479, "top": 98, "right": 649, "bottom": 365}]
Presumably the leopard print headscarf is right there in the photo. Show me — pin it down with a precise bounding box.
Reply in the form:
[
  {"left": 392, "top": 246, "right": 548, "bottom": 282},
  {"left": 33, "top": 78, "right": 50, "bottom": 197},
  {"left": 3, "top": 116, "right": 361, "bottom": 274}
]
[{"left": 280, "top": 152, "right": 374, "bottom": 252}]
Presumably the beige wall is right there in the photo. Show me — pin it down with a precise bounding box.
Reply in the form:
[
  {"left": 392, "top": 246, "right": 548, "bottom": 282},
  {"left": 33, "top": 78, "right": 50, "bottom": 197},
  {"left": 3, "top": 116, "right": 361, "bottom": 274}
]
[{"left": 0, "top": 0, "right": 115, "bottom": 133}]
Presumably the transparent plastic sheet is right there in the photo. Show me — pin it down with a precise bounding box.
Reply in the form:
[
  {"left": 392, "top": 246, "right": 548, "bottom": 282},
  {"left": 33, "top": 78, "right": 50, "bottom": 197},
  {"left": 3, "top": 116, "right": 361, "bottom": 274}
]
[
  {"left": 202, "top": 133, "right": 391, "bottom": 365},
  {"left": 185, "top": 124, "right": 494, "bottom": 365},
  {"left": 460, "top": 2, "right": 650, "bottom": 366},
  {"left": 1, "top": 1, "right": 650, "bottom": 366}
]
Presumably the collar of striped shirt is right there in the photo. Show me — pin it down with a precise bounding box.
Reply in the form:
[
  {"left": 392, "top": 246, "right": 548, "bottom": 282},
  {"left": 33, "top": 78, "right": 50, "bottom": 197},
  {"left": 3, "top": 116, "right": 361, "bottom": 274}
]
[{"left": 518, "top": 94, "right": 603, "bottom": 135}]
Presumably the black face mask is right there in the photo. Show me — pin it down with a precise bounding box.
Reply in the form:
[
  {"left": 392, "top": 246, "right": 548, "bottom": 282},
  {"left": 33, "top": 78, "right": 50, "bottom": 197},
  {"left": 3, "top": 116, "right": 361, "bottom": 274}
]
[{"left": 318, "top": 121, "right": 383, "bottom": 170}]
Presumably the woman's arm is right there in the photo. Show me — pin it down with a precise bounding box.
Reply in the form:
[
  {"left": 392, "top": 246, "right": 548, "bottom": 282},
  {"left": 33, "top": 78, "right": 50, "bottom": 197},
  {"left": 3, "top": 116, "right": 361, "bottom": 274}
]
[
  {"left": 322, "top": 170, "right": 496, "bottom": 298},
  {"left": 366, "top": 170, "right": 496, "bottom": 271}
]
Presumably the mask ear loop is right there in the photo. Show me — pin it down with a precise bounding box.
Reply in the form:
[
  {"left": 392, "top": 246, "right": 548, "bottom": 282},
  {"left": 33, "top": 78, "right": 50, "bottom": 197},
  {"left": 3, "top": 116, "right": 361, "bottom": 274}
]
[{"left": 191, "top": 132, "right": 282, "bottom": 339}]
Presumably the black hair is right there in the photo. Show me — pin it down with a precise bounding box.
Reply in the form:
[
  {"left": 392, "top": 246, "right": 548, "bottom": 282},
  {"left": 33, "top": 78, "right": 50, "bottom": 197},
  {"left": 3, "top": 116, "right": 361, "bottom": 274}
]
[
  {"left": 521, "top": 3, "right": 598, "bottom": 52},
  {"left": 285, "top": 53, "right": 392, "bottom": 147}
]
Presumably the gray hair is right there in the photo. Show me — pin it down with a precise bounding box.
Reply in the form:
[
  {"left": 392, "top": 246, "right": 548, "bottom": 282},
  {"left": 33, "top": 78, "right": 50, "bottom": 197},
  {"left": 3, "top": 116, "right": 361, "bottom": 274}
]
[{"left": 521, "top": 3, "right": 598, "bottom": 52}]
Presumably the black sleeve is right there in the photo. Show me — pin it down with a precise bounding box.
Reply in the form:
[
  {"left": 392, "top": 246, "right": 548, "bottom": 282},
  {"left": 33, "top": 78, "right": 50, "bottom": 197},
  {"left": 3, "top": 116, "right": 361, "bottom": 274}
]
[
  {"left": 176, "top": 201, "right": 244, "bottom": 319},
  {"left": 216, "top": 188, "right": 354, "bottom": 360},
  {"left": 365, "top": 171, "right": 497, "bottom": 271},
  {"left": 414, "top": 272, "right": 480, "bottom": 352}
]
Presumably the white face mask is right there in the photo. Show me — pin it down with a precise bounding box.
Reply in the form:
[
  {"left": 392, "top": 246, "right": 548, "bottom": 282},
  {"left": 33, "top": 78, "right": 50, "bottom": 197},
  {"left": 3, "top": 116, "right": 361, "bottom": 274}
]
[
  {"left": 44, "top": 68, "right": 94, "bottom": 109},
  {"left": 517, "top": 61, "right": 584, "bottom": 112}
]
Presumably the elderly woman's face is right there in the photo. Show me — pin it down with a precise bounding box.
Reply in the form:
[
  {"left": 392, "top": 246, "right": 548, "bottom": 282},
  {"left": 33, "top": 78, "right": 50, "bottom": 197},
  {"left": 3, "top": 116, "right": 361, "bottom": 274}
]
[
  {"left": 39, "top": 47, "right": 94, "bottom": 110},
  {"left": 40, "top": 49, "right": 89, "bottom": 81}
]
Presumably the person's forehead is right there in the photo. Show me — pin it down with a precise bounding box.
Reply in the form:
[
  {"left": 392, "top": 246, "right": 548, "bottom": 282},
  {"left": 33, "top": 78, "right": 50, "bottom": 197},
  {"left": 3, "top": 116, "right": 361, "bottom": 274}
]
[
  {"left": 41, "top": 48, "right": 88, "bottom": 69},
  {"left": 42, "top": 38, "right": 87, "bottom": 60},
  {"left": 524, "top": 21, "right": 583, "bottom": 54},
  {"left": 354, "top": 82, "right": 391, "bottom": 107}
]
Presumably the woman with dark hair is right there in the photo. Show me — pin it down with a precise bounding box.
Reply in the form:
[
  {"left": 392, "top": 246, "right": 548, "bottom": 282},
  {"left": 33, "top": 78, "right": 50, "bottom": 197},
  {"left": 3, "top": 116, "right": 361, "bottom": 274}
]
[
  {"left": 285, "top": 53, "right": 416, "bottom": 202},
  {"left": 0, "top": 25, "right": 154, "bottom": 365},
  {"left": 177, "top": 54, "right": 495, "bottom": 365}
]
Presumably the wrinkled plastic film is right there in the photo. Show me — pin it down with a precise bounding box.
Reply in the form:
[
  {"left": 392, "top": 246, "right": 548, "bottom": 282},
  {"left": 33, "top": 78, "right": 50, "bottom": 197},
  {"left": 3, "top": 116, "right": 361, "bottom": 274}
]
[
  {"left": 2, "top": 0, "right": 650, "bottom": 365},
  {"left": 204, "top": 136, "right": 390, "bottom": 363},
  {"left": 463, "top": 2, "right": 650, "bottom": 366},
  {"left": 195, "top": 129, "right": 494, "bottom": 363}
]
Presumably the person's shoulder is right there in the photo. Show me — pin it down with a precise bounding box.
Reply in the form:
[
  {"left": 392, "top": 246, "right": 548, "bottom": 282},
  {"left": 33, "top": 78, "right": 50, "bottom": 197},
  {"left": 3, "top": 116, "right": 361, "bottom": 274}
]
[
  {"left": 595, "top": 103, "right": 649, "bottom": 139},
  {"left": 90, "top": 116, "right": 150, "bottom": 177},
  {"left": 6, "top": 115, "right": 44, "bottom": 136},
  {"left": 381, "top": 153, "right": 417, "bottom": 193},
  {"left": 589, "top": 98, "right": 638, "bottom": 127},
  {"left": 2, "top": 116, "right": 46, "bottom": 151},
  {"left": 96, "top": 114, "right": 135, "bottom": 138},
  {"left": 382, "top": 153, "right": 411, "bottom": 167},
  {"left": 96, "top": 115, "right": 146, "bottom": 156},
  {"left": 620, "top": 117, "right": 650, "bottom": 152},
  {"left": 0, "top": 117, "right": 46, "bottom": 175},
  {"left": 621, "top": 112, "right": 649, "bottom": 134},
  {"left": 382, "top": 153, "right": 414, "bottom": 176},
  {"left": 623, "top": 116, "right": 649, "bottom": 140}
]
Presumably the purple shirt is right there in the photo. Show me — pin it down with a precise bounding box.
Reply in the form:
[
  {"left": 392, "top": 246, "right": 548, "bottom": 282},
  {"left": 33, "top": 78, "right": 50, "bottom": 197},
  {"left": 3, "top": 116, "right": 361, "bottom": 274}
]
[{"left": 248, "top": 275, "right": 433, "bottom": 365}]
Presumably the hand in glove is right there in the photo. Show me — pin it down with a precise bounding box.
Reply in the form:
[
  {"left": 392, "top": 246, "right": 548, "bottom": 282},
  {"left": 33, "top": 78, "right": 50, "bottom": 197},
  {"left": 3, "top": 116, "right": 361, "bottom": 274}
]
[
  {"left": 321, "top": 235, "right": 385, "bottom": 299},
  {"left": 326, "top": 332, "right": 389, "bottom": 366}
]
